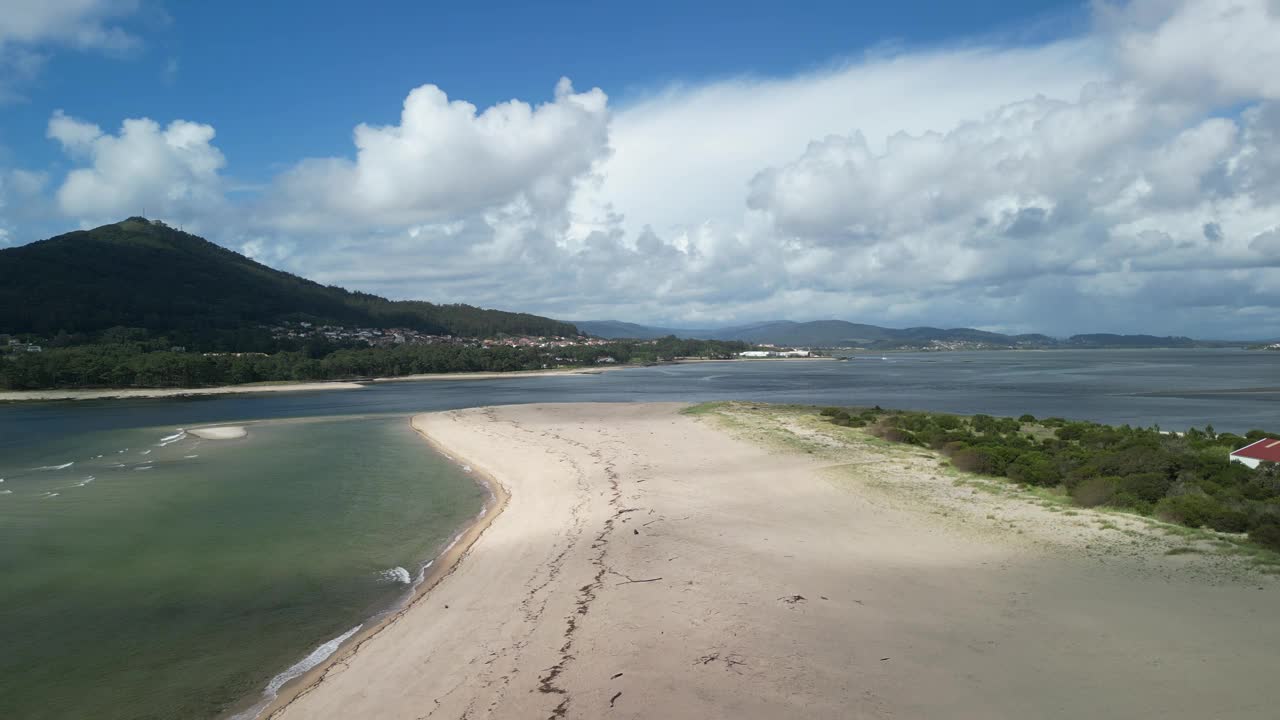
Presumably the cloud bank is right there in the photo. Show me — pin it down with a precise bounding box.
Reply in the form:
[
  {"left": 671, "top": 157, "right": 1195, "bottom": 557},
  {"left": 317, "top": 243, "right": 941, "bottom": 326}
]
[{"left": 16, "top": 0, "right": 1280, "bottom": 338}]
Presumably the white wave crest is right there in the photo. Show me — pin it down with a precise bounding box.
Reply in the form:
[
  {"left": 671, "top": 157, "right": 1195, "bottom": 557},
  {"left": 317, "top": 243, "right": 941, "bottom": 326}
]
[
  {"left": 34, "top": 462, "right": 74, "bottom": 471},
  {"left": 379, "top": 567, "right": 412, "bottom": 585},
  {"left": 229, "top": 624, "right": 363, "bottom": 720},
  {"left": 270, "top": 625, "right": 361, "bottom": 693},
  {"left": 75, "top": 476, "right": 96, "bottom": 486},
  {"left": 184, "top": 455, "right": 199, "bottom": 459},
  {"left": 134, "top": 466, "right": 153, "bottom": 471},
  {"left": 140, "top": 450, "right": 152, "bottom": 456},
  {"left": 0, "top": 490, "right": 11, "bottom": 495}
]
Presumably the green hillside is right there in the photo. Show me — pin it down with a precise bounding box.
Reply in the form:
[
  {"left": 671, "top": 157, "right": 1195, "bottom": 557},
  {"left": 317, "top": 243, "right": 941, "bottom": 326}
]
[{"left": 0, "top": 218, "right": 577, "bottom": 343}]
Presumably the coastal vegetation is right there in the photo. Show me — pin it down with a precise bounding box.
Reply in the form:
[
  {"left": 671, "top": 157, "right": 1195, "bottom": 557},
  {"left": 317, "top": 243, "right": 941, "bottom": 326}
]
[
  {"left": 0, "top": 336, "right": 746, "bottom": 390},
  {"left": 818, "top": 406, "right": 1280, "bottom": 551}
]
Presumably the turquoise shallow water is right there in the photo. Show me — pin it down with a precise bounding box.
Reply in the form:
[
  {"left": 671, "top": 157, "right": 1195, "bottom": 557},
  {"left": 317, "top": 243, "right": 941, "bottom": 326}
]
[{"left": 0, "top": 416, "right": 485, "bottom": 720}]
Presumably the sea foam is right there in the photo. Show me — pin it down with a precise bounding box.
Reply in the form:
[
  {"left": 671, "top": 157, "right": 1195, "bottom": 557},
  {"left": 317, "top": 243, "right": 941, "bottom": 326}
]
[
  {"left": 230, "top": 623, "right": 364, "bottom": 720},
  {"left": 379, "top": 566, "right": 412, "bottom": 585},
  {"left": 158, "top": 430, "right": 187, "bottom": 446},
  {"left": 34, "top": 462, "right": 74, "bottom": 471}
]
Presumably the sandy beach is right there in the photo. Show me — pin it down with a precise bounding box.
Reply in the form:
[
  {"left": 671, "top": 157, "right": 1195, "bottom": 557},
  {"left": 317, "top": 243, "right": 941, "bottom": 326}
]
[
  {"left": 0, "top": 381, "right": 365, "bottom": 402},
  {"left": 366, "top": 367, "right": 616, "bottom": 383},
  {"left": 0, "top": 365, "right": 620, "bottom": 402},
  {"left": 270, "top": 402, "right": 1280, "bottom": 720}
]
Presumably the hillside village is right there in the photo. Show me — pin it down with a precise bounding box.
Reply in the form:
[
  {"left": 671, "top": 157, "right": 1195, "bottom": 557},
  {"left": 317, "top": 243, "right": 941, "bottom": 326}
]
[{"left": 267, "top": 321, "right": 616, "bottom": 350}]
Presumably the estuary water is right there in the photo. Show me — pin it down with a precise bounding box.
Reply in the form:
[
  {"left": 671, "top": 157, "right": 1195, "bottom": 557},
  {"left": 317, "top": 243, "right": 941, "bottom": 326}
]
[{"left": 0, "top": 349, "right": 1276, "bottom": 718}]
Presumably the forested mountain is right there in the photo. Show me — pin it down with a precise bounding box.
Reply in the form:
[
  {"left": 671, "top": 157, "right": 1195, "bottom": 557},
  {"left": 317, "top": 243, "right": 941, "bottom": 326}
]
[
  {"left": 0, "top": 218, "right": 577, "bottom": 343},
  {"left": 575, "top": 319, "right": 1239, "bottom": 349}
]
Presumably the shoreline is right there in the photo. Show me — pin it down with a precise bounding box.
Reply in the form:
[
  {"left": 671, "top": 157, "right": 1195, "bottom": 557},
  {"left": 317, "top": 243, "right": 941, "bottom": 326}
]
[
  {"left": 0, "top": 357, "right": 847, "bottom": 403},
  {"left": 262, "top": 402, "right": 1280, "bottom": 719},
  {"left": 0, "top": 362, "right": 640, "bottom": 403},
  {"left": 248, "top": 415, "right": 511, "bottom": 720},
  {"left": 0, "top": 381, "right": 366, "bottom": 403}
]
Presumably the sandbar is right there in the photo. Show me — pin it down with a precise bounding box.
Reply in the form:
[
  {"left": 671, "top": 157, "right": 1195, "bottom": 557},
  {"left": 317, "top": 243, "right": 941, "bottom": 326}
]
[
  {"left": 0, "top": 382, "right": 363, "bottom": 402},
  {"left": 189, "top": 426, "right": 248, "bottom": 440}
]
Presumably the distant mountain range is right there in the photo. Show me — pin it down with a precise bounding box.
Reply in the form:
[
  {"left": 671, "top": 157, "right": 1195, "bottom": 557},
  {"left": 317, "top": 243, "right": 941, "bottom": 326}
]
[
  {"left": 573, "top": 320, "right": 1251, "bottom": 350},
  {"left": 0, "top": 218, "right": 577, "bottom": 344}
]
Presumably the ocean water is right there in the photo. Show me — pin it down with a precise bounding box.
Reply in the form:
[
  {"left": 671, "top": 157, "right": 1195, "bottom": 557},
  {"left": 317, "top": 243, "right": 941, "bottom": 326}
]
[
  {"left": 0, "top": 416, "right": 485, "bottom": 720},
  {"left": 0, "top": 349, "right": 1276, "bottom": 718}
]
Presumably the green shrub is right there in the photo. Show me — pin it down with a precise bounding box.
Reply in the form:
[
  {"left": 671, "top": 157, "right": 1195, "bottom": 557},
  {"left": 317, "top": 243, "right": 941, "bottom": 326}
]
[
  {"left": 1154, "top": 494, "right": 1222, "bottom": 528},
  {"left": 952, "top": 446, "right": 1020, "bottom": 476},
  {"left": 1116, "top": 472, "right": 1173, "bottom": 504},
  {"left": 1005, "top": 451, "right": 1059, "bottom": 487},
  {"left": 878, "top": 426, "right": 916, "bottom": 444},
  {"left": 1072, "top": 476, "right": 1118, "bottom": 507},
  {"left": 1208, "top": 508, "right": 1250, "bottom": 533},
  {"left": 1109, "top": 492, "right": 1153, "bottom": 514},
  {"left": 1249, "top": 520, "right": 1280, "bottom": 551}
]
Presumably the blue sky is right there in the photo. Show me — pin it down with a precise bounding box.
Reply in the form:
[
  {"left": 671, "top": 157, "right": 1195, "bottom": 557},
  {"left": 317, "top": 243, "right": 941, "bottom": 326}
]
[
  {"left": 6, "top": 1, "right": 1086, "bottom": 186},
  {"left": 2, "top": 1, "right": 1279, "bottom": 339}
]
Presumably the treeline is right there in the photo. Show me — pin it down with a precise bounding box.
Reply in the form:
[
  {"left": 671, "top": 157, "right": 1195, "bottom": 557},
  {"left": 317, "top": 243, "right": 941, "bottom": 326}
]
[
  {"left": 820, "top": 407, "right": 1280, "bottom": 551},
  {"left": 0, "top": 336, "right": 747, "bottom": 390}
]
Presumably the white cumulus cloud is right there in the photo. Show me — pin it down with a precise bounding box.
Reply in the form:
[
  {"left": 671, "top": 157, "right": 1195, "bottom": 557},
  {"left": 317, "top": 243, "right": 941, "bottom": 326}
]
[
  {"left": 264, "top": 78, "right": 610, "bottom": 231},
  {"left": 47, "top": 110, "right": 227, "bottom": 223}
]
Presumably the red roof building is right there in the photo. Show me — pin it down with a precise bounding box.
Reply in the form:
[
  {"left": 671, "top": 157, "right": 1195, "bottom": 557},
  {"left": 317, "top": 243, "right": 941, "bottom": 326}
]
[{"left": 1230, "top": 438, "right": 1280, "bottom": 468}]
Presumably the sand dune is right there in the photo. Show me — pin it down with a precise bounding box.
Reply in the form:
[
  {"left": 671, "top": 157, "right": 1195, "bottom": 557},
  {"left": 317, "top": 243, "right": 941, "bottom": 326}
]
[{"left": 270, "top": 403, "right": 1280, "bottom": 719}]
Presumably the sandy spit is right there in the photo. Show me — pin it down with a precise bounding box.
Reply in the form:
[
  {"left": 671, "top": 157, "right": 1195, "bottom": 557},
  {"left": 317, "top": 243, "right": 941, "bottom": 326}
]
[
  {"left": 268, "top": 403, "right": 1280, "bottom": 720},
  {"left": 0, "top": 382, "right": 364, "bottom": 402},
  {"left": 366, "top": 367, "right": 617, "bottom": 383}
]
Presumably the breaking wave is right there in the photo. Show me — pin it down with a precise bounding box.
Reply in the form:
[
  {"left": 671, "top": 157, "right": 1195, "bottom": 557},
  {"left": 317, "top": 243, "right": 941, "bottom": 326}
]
[
  {"left": 232, "top": 624, "right": 363, "bottom": 720},
  {"left": 157, "top": 430, "right": 187, "bottom": 447},
  {"left": 34, "top": 462, "right": 74, "bottom": 471},
  {"left": 379, "top": 566, "right": 412, "bottom": 585}
]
